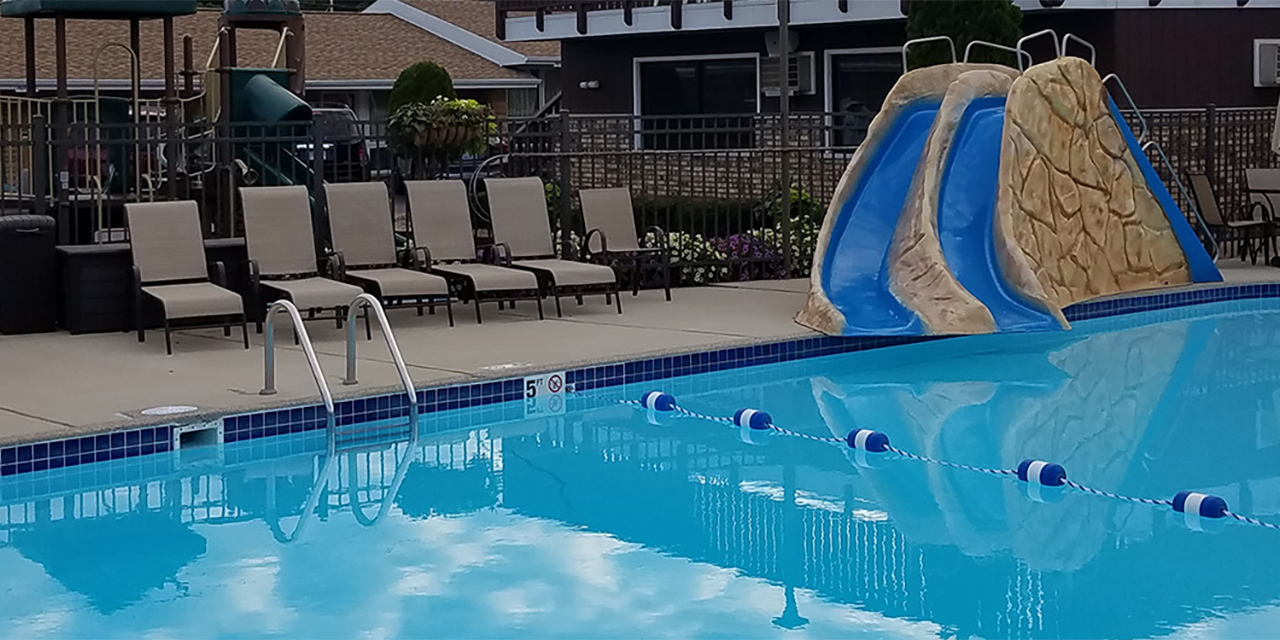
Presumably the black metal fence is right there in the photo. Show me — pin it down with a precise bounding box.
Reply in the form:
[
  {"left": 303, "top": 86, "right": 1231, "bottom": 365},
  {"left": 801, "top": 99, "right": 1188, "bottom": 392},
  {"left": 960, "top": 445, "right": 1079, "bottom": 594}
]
[{"left": 0, "top": 105, "right": 1273, "bottom": 285}]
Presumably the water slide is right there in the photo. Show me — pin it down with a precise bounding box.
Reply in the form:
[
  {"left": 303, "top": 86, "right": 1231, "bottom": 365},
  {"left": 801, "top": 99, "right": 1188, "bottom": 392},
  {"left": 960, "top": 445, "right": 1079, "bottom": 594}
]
[
  {"left": 820, "top": 103, "right": 939, "bottom": 335},
  {"left": 798, "top": 40, "right": 1222, "bottom": 338},
  {"left": 934, "top": 97, "right": 1060, "bottom": 332}
]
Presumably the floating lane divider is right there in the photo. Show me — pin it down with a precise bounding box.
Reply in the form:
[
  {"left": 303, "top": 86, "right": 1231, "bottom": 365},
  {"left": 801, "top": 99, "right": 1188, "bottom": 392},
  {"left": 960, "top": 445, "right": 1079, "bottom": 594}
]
[{"left": 626, "top": 391, "right": 1280, "bottom": 532}]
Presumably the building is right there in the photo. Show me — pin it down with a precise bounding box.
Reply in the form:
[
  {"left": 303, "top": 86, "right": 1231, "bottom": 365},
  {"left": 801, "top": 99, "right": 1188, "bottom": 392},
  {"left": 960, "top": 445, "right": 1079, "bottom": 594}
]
[
  {"left": 496, "top": 0, "right": 1280, "bottom": 128},
  {"left": 0, "top": 0, "right": 561, "bottom": 120}
]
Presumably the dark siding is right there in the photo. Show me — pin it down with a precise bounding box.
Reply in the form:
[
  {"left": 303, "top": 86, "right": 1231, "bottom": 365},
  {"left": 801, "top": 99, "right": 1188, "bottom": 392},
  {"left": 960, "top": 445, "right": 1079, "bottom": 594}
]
[
  {"left": 1112, "top": 9, "right": 1280, "bottom": 108},
  {"left": 559, "top": 8, "right": 1278, "bottom": 114},
  {"left": 561, "top": 21, "right": 907, "bottom": 114}
]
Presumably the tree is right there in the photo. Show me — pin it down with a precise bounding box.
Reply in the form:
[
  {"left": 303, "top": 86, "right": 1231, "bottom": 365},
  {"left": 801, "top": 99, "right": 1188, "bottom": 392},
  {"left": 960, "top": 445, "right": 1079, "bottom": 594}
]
[
  {"left": 904, "top": 0, "right": 1023, "bottom": 70},
  {"left": 388, "top": 61, "right": 457, "bottom": 116}
]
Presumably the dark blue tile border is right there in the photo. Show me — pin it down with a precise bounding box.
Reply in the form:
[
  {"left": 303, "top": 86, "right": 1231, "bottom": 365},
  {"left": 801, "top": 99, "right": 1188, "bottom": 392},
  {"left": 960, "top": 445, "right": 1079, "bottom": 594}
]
[{"left": 3, "top": 281, "right": 1279, "bottom": 479}]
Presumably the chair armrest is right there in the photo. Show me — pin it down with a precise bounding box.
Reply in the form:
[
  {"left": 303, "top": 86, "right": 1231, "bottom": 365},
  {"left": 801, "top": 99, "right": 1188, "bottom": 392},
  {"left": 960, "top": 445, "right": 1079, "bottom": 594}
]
[
  {"left": 480, "top": 242, "right": 514, "bottom": 267},
  {"left": 327, "top": 252, "right": 347, "bottom": 280},
  {"left": 1250, "top": 201, "right": 1274, "bottom": 223},
  {"left": 209, "top": 260, "right": 228, "bottom": 288},
  {"left": 412, "top": 246, "right": 432, "bottom": 272},
  {"left": 643, "top": 225, "right": 670, "bottom": 250},
  {"left": 582, "top": 228, "right": 608, "bottom": 259}
]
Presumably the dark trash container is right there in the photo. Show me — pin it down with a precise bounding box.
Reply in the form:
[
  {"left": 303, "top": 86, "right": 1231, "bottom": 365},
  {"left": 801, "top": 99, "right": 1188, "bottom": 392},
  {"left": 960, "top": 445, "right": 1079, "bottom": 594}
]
[{"left": 0, "top": 215, "right": 57, "bottom": 334}]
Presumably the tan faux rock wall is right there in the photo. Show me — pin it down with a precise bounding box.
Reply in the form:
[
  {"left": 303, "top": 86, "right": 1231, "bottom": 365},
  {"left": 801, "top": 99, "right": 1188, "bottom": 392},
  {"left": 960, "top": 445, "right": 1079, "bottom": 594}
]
[
  {"left": 994, "top": 57, "right": 1192, "bottom": 323},
  {"left": 889, "top": 68, "right": 1019, "bottom": 335},
  {"left": 798, "top": 63, "right": 1018, "bottom": 336}
]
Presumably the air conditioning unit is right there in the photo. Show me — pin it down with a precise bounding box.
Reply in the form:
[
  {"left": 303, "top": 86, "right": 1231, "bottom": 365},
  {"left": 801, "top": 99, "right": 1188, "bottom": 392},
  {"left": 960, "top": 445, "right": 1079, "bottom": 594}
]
[
  {"left": 1254, "top": 39, "right": 1280, "bottom": 87},
  {"left": 761, "top": 52, "right": 816, "bottom": 96}
]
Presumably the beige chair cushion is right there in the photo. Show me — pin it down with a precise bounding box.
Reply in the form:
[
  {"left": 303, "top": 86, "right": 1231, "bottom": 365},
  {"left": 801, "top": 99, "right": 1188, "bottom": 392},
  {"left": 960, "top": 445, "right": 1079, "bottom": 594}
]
[
  {"left": 514, "top": 259, "right": 617, "bottom": 287},
  {"left": 434, "top": 263, "right": 539, "bottom": 292},
  {"left": 264, "top": 277, "right": 364, "bottom": 310},
  {"left": 580, "top": 188, "right": 642, "bottom": 253},
  {"left": 326, "top": 182, "right": 398, "bottom": 267},
  {"left": 127, "top": 201, "right": 211, "bottom": 283},
  {"left": 406, "top": 181, "right": 478, "bottom": 262},
  {"left": 347, "top": 268, "right": 449, "bottom": 297},
  {"left": 485, "top": 177, "right": 556, "bottom": 258},
  {"left": 143, "top": 282, "right": 244, "bottom": 320},
  {"left": 241, "top": 185, "right": 320, "bottom": 277}
]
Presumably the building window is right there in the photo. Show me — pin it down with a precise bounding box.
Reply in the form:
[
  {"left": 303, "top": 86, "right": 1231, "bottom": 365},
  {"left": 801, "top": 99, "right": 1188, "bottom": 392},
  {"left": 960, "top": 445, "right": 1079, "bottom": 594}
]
[
  {"left": 637, "top": 56, "right": 757, "bottom": 150},
  {"left": 507, "top": 88, "right": 541, "bottom": 118},
  {"left": 828, "top": 50, "right": 902, "bottom": 147}
]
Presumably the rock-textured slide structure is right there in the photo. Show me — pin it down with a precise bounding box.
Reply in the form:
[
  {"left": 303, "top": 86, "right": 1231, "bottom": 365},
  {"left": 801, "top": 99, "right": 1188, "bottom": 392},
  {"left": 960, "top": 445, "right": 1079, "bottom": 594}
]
[{"left": 798, "top": 56, "right": 1221, "bottom": 337}]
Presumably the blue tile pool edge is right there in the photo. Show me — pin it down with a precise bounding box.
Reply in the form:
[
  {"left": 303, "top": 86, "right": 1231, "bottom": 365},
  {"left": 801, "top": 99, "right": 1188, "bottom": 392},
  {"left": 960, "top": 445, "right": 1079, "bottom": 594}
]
[{"left": 4, "top": 281, "right": 1280, "bottom": 478}]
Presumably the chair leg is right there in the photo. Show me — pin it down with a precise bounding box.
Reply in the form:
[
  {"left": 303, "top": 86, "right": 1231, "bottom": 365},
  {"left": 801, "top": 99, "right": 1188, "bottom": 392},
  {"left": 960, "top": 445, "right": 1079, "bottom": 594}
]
[
  {"left": 418, "top": 302, "right": 425, "bottom": 317},
  {"left": 576, "top": 294, "right": 584, "bottom": 306},
  {"left": 615, "top": 286, "right": 623, "bottom": 314},
  {"left": 364, "top": 307, "right": 372, "bottom": 341},
  {"left": 445, "top": 297, "right": 455, "bottom": 327},
  {"left": 136, "top": 296, "right": 146, "bottom": 343},
  {"left": 164, "top": 319, "right": 173, "bottom": 356},
  {"left": 536, "top": 295, "right": 545, "bottom": 320},
  {"left": 554, "top": 293, "right": 563, "bottom": 318},
  {"left": 223, "top": 323, "right": 231, "bottom": 337},
  {"left": 663, "top": 261, "right": 672, "bottom": 302},
  {"left": 475, "top": 297, "right": 483, "bottom": 325},
  {"left": 241, "top": 316, "right": 250, "bottom": 349}
]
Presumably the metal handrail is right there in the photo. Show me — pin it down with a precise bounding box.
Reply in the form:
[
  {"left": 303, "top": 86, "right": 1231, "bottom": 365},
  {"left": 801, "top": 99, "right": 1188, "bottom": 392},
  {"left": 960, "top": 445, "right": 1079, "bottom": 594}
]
[
  {"left": 1060, "top": 33, "right": 1096, "bottom": 66},
  {"left": 1142, "top": 139, "right": 1221, "bottom": 261},
  {"left": 963, "top": 40, "right": 1034, "bottom": 68},
  {"left": 1015, "top": 29, "right": 1061, "bottom": 71},
  {"left": 343, "top": 294, "right": 419, "bottom": 427},
  {"left": 260, "top": 300, "right": 337, "bottom": 453},
  {"left": 902, "top": 35, "right": 956, "bottom": 71},
  {"left": 1102, "top": 73, "right": 1149, "bottom": 144}
]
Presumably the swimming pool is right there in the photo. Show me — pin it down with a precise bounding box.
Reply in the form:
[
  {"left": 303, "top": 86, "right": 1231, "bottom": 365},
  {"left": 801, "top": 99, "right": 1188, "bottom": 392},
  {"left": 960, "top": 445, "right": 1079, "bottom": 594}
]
[{"left": 2, "top": 298, "right": 1280, "bottom": 639}]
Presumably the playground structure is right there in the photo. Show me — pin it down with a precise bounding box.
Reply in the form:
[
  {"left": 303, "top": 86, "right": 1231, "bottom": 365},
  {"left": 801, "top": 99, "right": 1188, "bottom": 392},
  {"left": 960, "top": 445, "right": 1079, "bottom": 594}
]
[
  {"left": 798, "top": 32, "right": 1224, "bottom": 337},
  {"left": 0, "top": 0, "right": 317, "bottom": 243}
]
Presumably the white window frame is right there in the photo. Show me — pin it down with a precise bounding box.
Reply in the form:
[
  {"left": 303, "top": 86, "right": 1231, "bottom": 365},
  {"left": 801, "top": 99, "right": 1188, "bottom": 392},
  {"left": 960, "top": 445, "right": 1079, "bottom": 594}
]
[
  {"left": 632, "top": 52, "right": 762, "bottom": 149},
  {"left": 823, "top": 46, "right": 902, "bottom": 151}
]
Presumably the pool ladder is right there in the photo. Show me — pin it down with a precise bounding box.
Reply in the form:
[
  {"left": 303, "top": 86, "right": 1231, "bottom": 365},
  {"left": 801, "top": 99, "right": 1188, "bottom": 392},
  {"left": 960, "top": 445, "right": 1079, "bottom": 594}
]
[{"left": 260, "top": 294, "right": 420, "bottom": 455}]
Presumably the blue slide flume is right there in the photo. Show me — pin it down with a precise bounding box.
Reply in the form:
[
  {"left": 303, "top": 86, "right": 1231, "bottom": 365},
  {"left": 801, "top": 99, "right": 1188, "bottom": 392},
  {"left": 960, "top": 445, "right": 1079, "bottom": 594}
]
[
  {"left": 821, "top": 102, "right": 940, "bottom": 335},
  {"left": 935, "top": 97, "right": 1061, "bottom": 332}
]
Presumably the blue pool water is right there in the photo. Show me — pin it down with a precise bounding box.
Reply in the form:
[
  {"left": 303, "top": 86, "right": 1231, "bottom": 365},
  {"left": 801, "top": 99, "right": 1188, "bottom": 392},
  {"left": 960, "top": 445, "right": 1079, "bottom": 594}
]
[{"left": 4, "top": 300, "right": 1280, "bottom": 638}]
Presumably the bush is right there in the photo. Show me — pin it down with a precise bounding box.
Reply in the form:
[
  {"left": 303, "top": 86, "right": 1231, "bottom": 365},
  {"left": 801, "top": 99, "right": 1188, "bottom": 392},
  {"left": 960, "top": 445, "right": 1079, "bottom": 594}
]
[
  {"left": 904, "top": 0, "right": 1023, "bottom": 69},
  {"left": 389, "top": 61, "right": 457, "bottom": 115}
]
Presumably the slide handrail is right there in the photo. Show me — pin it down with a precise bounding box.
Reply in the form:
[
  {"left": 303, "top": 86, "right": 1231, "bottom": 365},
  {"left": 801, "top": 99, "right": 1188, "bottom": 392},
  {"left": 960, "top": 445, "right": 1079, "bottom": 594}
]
[
  {"left": 1015, "top": 29, "right": 1061, "bottom": 71},
  {"left": 963, "top": 40, "right": 1034, "bottom": 69},
  {"left": 1142, "top": 139, "right": 1220, "bottom": 261},
  {"left": 1061, "top": 33, "right": 1097, "bottom": 66},
  {"left": 902, "top": 35, "right": 956, "bottom": 71},
  {"left": 1102, "top": 73, "right": 1149, "bottom": 144}
]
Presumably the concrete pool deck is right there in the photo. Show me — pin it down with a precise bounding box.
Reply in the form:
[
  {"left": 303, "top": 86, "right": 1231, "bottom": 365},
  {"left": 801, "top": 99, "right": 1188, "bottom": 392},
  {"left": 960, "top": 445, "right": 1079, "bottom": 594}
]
[{"left": 0, "top": 260, "right": 1274, "bottom": 446}]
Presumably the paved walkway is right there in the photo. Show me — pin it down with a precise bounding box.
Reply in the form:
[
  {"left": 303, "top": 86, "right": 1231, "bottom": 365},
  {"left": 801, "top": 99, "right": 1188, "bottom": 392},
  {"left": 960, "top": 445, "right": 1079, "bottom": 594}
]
[
  {"left": 0, "top": 261, "right": 1276, "bottom": 446},
  {"left": 0, "top": 282, "right": 816, "bottom": 444}
]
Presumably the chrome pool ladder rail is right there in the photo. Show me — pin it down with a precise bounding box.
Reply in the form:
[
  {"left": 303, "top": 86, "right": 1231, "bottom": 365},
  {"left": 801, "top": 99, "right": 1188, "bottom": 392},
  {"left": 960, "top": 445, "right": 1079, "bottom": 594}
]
[
  {"left": 901, "top": 35, "right": 955, "bottom": 71},
  {"left": 343, "top": 293, "right": 419, "bottom": 431},
  {"left": 260, "top": 300, "right": 336, "bottom": 452},
  {"left": 1141, "top": 139, "right": 1221, "bottom": 261}
]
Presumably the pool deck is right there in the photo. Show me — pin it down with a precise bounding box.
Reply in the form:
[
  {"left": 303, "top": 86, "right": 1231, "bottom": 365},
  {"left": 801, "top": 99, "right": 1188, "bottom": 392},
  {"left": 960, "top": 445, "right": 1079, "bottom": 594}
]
[{"left": 0, "top": 260, "right": 1275, "bottom": 446}]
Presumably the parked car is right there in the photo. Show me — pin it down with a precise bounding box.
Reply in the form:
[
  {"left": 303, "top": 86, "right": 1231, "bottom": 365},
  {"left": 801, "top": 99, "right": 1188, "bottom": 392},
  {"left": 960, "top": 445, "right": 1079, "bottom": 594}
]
[{"left": 294, "top": 107, "right": 370, "bottom": 182}]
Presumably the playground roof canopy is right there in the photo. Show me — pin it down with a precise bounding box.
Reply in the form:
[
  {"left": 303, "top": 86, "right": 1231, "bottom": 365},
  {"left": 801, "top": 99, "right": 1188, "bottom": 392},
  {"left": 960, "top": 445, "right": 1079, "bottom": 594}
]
[{"left": 0, "top": 0, "right": 198, "bottom": 20}]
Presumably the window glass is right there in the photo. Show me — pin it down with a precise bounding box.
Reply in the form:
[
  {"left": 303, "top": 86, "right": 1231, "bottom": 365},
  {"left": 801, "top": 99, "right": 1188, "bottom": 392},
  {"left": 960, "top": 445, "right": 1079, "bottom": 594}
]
[
  {"left": 638, "top": 58, "right": 757, "bottom": 150},
  {"left": 830, "top": 52, "right": 901, "bottom": 147}
]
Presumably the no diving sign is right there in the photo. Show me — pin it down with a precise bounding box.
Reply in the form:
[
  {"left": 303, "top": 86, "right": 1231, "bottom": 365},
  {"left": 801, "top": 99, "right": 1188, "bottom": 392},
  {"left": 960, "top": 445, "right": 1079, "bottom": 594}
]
[{"left": 524, "top": 372, "right": 567, "bottom": 417}]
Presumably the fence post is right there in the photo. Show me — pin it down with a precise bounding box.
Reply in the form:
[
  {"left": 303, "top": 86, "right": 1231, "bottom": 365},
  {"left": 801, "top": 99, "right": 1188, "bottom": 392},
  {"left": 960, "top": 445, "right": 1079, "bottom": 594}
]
[
  {"left": 31, "top": 114, "right": 48, "bottom": 219},
  {"left": 310, "top": 122, "right": 330, "bottom": 257},
  {"left": 558, "top": 108, "right": 574, "bottom": 260},
  {"left": 1204, "top": 103, "right": 1216, "bottom": 182}
]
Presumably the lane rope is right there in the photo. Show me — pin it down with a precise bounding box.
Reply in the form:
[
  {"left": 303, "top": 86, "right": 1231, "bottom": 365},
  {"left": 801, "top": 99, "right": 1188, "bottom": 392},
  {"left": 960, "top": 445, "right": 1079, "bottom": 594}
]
[{"left": 622, "top": 391, "right": 1280, "bottom": 533}]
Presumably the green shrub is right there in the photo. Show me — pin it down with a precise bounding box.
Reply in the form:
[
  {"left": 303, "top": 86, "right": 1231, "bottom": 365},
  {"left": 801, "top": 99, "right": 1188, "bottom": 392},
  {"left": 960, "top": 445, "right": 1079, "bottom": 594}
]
[
  {"left": 904, "top": 0, "right": 1023, "bottom": 69},
  {"left": 389, "top": 61, "right": 457, "bottom": 115}
]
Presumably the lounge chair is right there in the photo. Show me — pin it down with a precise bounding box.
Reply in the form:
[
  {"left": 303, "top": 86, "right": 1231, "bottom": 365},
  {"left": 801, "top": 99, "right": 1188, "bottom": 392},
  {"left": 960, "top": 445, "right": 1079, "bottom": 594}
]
[
  {"left": 325, "top": 182, "right": 454, "bottom": 325},
  {"left": 579, "top": 187, "right": 672, "bottom": 301},
  {"left": 240, "top": 185, "right": 365, "bottom": 329},
  {"left": 484, "top": 177, "right": 622, "bottom": 316},
  {"left": 125, "top": 200, "right": 248, "bottom": 355},
  {"left": 1188, "top": 172, "right": 1273, "bottom": 264},
  {"left": 405, "top": 180, "right": 543, "bottom": 323}
]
